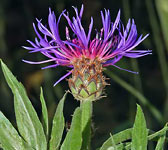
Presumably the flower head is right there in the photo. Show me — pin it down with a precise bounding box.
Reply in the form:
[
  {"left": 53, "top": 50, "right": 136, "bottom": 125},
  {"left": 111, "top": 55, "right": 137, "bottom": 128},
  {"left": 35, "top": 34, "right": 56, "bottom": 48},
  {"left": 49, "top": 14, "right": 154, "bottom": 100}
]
[{"left": 23, "top": 5, "right": 151, "bottom": 101}]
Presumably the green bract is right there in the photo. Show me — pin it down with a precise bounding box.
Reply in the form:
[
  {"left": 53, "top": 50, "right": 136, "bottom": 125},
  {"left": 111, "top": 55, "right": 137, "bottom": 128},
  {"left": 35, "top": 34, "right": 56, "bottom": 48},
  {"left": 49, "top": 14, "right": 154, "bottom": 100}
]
[
  {"left": 68, "top": 57, "right": 107, "bottom": 101},
  {"left": 0, "top": 60, "right": 168, "bottom": 150}
]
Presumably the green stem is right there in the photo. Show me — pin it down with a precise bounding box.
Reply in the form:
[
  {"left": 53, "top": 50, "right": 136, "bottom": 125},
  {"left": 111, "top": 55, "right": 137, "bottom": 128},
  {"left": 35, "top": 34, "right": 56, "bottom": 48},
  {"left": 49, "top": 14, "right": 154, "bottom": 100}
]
[
  {"left": 122, "top": 0, "right": 144, "bottom": 95},
  {"left": 105, "top": 70, "right": 163, "bottom": 123},
  {"left": 145, "top": 0, "right": 168, "bottom": 120},
  {"left": 155, "top": 0, "right": 168, "bottom": 54},
  {"left": 122, "top": 0, "right": 144, "bottom": 122},
  {"left": 80, "top": 100, "right": 93, "bottom": 150}
]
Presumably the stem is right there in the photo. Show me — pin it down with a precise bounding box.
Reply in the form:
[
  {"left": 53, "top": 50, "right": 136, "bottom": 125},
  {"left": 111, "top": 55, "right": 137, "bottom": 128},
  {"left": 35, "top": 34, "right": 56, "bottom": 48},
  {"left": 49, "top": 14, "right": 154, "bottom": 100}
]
[
  {"left": 155, "top": 0, "right": 168, "bottom": 54},
  {"left": 145, "top": 0, "right": 168, "bottom": 120},
  {"left": 122, "top": 0, "right": 144, "bottom": 122},
  {"left": 105, "top": 70, "right": 163, "bottom": 123},
  {"left": 80, "top": 100, "right": 93, "bottom": 150}
]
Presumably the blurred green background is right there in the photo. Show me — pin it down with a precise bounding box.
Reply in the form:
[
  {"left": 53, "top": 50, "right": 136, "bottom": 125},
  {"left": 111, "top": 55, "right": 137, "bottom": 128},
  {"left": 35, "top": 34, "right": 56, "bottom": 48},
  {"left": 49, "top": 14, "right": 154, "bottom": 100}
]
[{"left": 0, "top": 0, "right": 168, "bottom": 149}]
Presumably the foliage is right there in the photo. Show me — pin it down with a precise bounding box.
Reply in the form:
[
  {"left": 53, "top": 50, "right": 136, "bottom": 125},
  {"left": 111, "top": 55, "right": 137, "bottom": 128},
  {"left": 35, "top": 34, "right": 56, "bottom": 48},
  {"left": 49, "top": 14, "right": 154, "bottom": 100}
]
[
  {"left": 0, "top": 60, "right": 168, "bottom": 149},
  {"left": 0, "top": 0, "right": 168, "bottom": 148}
]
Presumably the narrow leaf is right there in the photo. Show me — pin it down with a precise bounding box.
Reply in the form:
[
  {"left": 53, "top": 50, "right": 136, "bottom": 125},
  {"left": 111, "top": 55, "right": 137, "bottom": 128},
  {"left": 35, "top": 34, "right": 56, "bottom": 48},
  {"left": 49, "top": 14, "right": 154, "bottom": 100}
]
[
  {"left": 155, "top": 124, "right": 167, "bottom": 150},
  {"left": 49, "top": 92, "right": 67, "bottom": 150},
  {"left": 0, "top": 112, "right": 26, "bottom": 150},
  {"left": 61, "top": 107, "right": 82, "bottom": 150},
  {"left": 131, "top": 104, "right": 148, "bottom": 150},
  {"left": 1, "top": 60, "right": 47, "bottom": 150},
  {"left": 108, "top": 133, "right": 118, "bottom": 150},
  {"left": 100, "top": 128, "right": 132, "bottom": 150},
  {"left": 100, "top": 124, "right": 168, "bottom": 150},
  {"left": 81, "top": 100, "right": 92, "bottom": 150},
  {"left": 40, "top": 87, "right": 49, "bottom": 140},
  {"left": 155, "top": 136, "right": 166, "bottom": 150},
  {"left": 148, "top": 124, "right": 168, "bottom": 141}
]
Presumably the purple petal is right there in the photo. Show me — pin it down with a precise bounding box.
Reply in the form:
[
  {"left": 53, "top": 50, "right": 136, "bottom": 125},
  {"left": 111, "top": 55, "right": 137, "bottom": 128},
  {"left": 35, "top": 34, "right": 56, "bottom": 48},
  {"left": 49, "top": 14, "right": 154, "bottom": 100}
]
[
  {"left": 29, "top": 46, "right": 60, "bottom": 53},
  {"left": 41, "top": 64, "right": 59, "bottom": 69},
  {"left": 79, "top": 4, "right": 84, "bottom": 18},
  {"left": 87, "top": 17, "right": 93, "bottom": 42},
  {"left": 112, "top": 64, "right": 138, "bottom": 74},
  {"left": 111, "top": 10, "right": 120, "bottom": 34},
  {"left": 63, "top": 6, "right": 89, "bottom": 48},
  {"left": 22, "top": 59, "right": 54, "bottom": 64},
  {"left": 124, "top": 50, "right": 152, "bottom": 58},
  {"left": 103, "top": 55, "right": 123, "bottom": 66},
  {"left": 27, "top": 40, "right": 38, "bottom": 48},
  {"left": 63, "top": 41, "right": 81, "bottom": 49},
  {"left": 53, "top": 71, "right": 72, "bottom": 86}
]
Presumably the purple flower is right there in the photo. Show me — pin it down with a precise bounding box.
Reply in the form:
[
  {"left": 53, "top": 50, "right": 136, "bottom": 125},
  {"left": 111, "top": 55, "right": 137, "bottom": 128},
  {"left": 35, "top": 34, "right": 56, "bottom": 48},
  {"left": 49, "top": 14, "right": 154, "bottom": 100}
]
[{"left": 23, "top": 5, "right": 151, "bottom": 86}]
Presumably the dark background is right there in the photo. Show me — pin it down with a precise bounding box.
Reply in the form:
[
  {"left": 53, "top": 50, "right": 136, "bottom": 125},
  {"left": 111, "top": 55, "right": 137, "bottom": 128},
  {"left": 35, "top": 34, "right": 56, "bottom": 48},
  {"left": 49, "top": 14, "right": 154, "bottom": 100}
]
[{"left": 0, "top": 0, "right": 168, "bottom": 149}]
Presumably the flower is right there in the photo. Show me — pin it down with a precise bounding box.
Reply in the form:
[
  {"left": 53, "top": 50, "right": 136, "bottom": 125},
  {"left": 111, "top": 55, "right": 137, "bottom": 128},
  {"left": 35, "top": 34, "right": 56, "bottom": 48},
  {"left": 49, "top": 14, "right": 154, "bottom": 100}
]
[{"left": 23, "top": 5, "right": 151, "bottom": 101}]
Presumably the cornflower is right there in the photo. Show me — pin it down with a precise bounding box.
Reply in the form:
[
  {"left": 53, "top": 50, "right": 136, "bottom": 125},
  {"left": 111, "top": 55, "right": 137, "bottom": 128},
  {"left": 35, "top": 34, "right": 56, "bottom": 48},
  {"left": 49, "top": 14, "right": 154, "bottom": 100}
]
[{"left": 23, "top": 5, "right": 151, "bottom": 101}]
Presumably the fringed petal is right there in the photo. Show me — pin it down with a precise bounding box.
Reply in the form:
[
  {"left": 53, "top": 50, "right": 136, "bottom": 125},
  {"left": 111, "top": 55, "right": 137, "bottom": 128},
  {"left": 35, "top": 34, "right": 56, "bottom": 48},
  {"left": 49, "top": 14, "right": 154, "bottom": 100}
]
[
  {"left": 112, "top": 64, "right": 138, "bottom": 74},
  {"left": 53, "top": 71, "right": 72, "bottom": 86},
  {"left": 22, "top": 59, "right": 54, "bottom": 64},
  {"left": 41, "top": 64, "right": 59, "bottom": 69}
]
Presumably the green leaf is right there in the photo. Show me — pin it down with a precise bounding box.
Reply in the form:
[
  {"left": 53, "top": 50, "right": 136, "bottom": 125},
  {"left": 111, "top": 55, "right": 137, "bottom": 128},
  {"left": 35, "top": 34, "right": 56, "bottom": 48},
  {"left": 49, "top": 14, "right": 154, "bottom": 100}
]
[
  {"left": 49, "top": 92, "right": 67, "bottom": 150},
  {"left": 155, "top": 136, "right": 166, "bottom": 150},
  {"left": 0, "top": 111, "right": 26, "bottom": 150},
  {"left": 100, "top": 123, "right": 168, "bottom": 150},
  {"left": 148, "top": 124, "right": 168, "bottom": 141},
  {"left": 155, "top": 124, "right": 167, "bottom": 150},
  {"left": 108, "top": 133, "right": 118, "bottom": 150},
  {"left": 100, "top": 128, "right": 132, "bottom": 150},
  {"left": 1, "top": 60, "right": 47, "bottom": 150},
  {"left": 81, "top": 100, "right": 92, "bottom": 150},
  {"left": 61, "top": 107, "right": 82, "bottom": 150},
  {"left": 40, "top": 87, "right": 49, "bottom": 140},
  {"left": 131, "top": 104, "right": 148, "bottom": 150}
]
